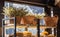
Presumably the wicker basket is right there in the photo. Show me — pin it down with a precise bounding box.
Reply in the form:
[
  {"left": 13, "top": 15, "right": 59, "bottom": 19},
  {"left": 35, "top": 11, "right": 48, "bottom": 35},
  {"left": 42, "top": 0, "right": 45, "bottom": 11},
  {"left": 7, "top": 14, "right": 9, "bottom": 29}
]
[{"left": 44, "top": 15, "right": 59, "bottom": 27}]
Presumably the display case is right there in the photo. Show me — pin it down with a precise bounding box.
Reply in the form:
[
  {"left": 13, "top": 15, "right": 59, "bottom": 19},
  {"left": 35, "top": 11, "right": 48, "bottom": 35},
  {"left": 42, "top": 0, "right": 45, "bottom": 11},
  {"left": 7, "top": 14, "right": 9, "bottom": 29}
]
[{"left": 2, "top": 1, "right": 58, "bottom": 37}]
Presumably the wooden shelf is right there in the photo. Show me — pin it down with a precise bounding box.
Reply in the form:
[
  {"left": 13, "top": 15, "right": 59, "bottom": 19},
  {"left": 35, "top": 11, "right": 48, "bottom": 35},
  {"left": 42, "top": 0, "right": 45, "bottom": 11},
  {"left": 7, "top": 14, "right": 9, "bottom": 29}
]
[
  {"left": 40, "top": 25, "right": 57, "bottom": 28},
  {"left": 4, "top": 24, "right": 57, "bottom": 29}
]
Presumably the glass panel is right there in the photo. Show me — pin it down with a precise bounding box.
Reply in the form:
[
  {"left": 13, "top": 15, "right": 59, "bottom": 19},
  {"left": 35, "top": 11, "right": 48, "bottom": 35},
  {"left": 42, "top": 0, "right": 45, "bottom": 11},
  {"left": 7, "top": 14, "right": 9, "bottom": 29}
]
[{"left": 4, "top": 1, "right": 45, "bottom": 37}]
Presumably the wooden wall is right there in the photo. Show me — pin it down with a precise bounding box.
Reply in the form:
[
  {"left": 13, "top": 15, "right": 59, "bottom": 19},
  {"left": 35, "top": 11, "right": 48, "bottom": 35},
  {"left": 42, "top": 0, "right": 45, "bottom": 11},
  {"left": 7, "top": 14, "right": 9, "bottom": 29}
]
[
  {"left": 0, "top": 0, "right": 4, "bottom": 37},
  {"left": 53, "top": 7, "right": 60, "bottom": 37}
]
